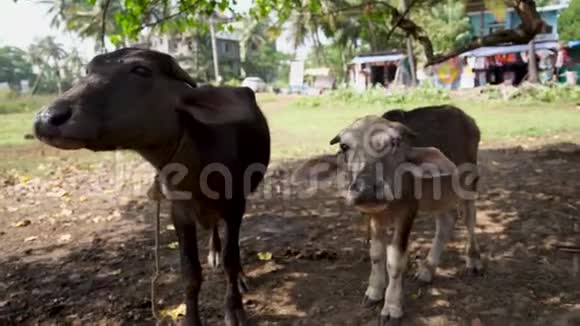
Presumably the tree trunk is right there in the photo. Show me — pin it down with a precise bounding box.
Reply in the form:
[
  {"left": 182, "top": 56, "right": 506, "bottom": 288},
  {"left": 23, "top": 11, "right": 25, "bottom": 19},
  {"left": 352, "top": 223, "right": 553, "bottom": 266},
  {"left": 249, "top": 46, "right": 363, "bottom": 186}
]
[
  {"left": 55, "top": 63, "right": 63, "bottom": 94},
  {"left": 31, "top": 70, "right": 44, "bottom": 95},
  {"left": 209, "top": 17, "right": 221, "bottom": 84},
  {"left": 528, "top": 40, "right": 538, "bottom": 83},
  {"left": 402, "top": 0, "right": 417, "bottom": 86}
]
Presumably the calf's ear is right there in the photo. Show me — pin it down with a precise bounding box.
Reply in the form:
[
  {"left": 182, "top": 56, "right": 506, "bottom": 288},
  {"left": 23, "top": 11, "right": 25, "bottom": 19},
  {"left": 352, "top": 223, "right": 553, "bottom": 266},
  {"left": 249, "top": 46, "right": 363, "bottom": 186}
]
[
  {"left": 292, "top": 154, "right": 340, "bottom": 184},
  {"left": 405, "top": 147, "right": 457, "bottom": 177},
  {"left": 176, "top": 86, "right": 256, "bottom": 125}
]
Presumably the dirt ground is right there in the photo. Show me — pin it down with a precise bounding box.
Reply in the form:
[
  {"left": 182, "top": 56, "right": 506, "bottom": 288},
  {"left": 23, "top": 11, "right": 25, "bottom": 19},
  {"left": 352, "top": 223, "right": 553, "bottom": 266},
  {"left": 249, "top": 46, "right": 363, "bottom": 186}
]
[{"left": 1, "top": 136, "right": 580, "bottom": 326}]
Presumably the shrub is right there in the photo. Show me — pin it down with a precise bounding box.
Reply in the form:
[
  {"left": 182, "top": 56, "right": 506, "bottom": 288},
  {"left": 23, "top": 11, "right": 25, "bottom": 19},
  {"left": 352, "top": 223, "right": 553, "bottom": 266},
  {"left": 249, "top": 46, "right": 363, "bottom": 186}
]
[{"left": 294, "top": 84, "right": 451, "bottom": 109}]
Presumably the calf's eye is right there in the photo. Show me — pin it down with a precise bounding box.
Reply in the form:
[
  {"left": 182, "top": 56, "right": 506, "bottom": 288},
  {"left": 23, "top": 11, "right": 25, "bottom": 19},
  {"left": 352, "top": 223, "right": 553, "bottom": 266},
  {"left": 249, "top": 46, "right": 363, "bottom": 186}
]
[
  {"left": 131, "top": 65, "right": 153, "bottom": 77},
  {"left": 340, "top": 143, "right": 350, "bottom": 152}
]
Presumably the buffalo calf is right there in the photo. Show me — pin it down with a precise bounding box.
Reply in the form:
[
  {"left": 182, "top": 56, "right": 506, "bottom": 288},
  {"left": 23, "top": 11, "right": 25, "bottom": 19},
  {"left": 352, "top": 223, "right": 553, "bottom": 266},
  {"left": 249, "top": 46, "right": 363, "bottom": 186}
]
[{"left": 295, "top": 105, "right": 481, "bottom": 325}]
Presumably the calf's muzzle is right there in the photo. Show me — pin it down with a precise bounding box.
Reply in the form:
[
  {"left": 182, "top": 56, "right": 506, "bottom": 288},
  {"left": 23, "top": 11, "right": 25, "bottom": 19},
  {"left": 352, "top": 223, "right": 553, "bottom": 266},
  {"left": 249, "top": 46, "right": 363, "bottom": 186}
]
[{"left": 346, "top": 173, "right": 391, "bottom": 209}]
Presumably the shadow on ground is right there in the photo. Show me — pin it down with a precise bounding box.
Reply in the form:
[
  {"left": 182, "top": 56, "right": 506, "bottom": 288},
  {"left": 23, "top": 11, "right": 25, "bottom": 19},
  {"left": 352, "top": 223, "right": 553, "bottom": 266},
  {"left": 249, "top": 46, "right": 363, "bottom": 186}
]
[{"left": 1, "top": 143, "right": 579, "bottom": 325}]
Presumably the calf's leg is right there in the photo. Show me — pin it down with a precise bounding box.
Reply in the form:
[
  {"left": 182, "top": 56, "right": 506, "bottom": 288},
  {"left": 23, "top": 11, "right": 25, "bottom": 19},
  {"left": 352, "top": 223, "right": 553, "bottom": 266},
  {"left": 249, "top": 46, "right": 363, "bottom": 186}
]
[
  {"left": 363, "top": 216, "right": 387, "bottom": 307},
  {"left": 380, "top": 206, "right": 416, "bottom": 326},
  {"left": 460, "top": 200, "right": 482, "bottom": 274},
  {"left": 222, "top": 200, "right": 248, "bottom": 326},
  {"left": 171, "top": 203, "right": 203, "bottom": 326},
  {"left": 415, "top": 212, "right": 455, "bottom": 283},
  {"left": 379, "top": 205, "right": 417, "bottom": 326}
]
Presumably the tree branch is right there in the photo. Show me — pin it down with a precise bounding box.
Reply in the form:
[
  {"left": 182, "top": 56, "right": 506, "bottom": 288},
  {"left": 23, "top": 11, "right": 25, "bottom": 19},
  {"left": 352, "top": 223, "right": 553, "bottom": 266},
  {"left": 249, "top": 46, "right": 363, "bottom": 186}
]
[
  {"left": 309, "top": 0, "right": 547, "bottom": 66},
  {"left": 100, "top": 0, "right": 113, "bottom": 52},
  {"left": 426, "top": 28, "right": 532, "bottom": 65},
  {"left": 382, "top": 0, "right": 422, "bottom": 44}
]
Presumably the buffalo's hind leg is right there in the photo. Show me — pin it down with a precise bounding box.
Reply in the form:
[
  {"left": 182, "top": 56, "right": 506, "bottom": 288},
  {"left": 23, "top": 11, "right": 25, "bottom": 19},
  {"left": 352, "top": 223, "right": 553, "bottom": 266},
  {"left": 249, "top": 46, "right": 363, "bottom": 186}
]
[
  {"left": 460, "top": 199, "right": 482, "bottom": 275},
  {"left": 171, "top": 202, "right": 203, "bottom": 326},
  {"left": 415, "top": 212, "right": 455, "bottom": 283},
  {"left": 222, "top": 200, "right": 248, "bottom": 326},
  {"left": 208, "top": 223, "right": 250, "bottom": 294}
]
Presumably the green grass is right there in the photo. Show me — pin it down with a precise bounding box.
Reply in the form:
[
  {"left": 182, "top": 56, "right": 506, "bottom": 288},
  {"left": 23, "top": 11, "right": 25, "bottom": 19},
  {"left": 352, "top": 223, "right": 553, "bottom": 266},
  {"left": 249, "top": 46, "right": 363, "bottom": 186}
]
[
  {"left": 0, "top": 90, "right": 53, "bottom": 114},
  {"left": 0, "top": 111, "right": 36, "bottom": 145},
  {"left": 266, "top": 98, "right": 580, "bottom": 159},
  {"left": 1, "top": 92, "right": 579, "bottom": 172}
]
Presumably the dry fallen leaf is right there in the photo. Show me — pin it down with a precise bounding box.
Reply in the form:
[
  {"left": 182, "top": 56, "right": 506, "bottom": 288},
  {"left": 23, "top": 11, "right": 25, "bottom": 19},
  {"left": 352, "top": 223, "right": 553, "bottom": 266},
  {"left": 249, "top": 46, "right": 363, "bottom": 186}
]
[
  {"left": 257, "top": 252, "right": 273, "bottom": 261},
  {"left": 160, "top": 303, "right": 186, "bottom": 319},
  {"left": 58, "top": 234, "right": 72, "bottom": 243},
  {"left": 12, "top": 219, "right": 31, "bottom": 228}
]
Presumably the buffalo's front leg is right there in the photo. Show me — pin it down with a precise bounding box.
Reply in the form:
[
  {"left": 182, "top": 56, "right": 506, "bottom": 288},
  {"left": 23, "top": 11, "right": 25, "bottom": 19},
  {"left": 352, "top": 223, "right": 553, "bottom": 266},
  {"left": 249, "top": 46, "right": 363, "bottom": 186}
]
[
  {"left": 172, "top": 202, "right": 203, "bottom": 326},
  {"left": 208, "top": 224, "right": 221, "bottom": 269},
  {"left": 363, "top": 216, "right": 387, "bottom": 307},
  {"left": 222, "top": 201, "right": 247, "bottom": 326},
  {"left": 380, "top": 206, "right": 416, "bottom": 326}
]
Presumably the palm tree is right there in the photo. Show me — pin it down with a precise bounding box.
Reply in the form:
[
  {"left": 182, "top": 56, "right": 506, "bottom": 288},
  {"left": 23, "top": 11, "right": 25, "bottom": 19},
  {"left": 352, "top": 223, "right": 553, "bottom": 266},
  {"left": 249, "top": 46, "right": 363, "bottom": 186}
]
[
  {"left": 237, "top": 16, "right": 275, "bottom": 77},
  {"left": 63, "top": 48, "right": 86, "bottom": 82},
  {"left": 28, "top": 37, "right": 68, "bottom": 94},
  {"left": 42, "top": 0, "right": 124, "bottom": 52}
]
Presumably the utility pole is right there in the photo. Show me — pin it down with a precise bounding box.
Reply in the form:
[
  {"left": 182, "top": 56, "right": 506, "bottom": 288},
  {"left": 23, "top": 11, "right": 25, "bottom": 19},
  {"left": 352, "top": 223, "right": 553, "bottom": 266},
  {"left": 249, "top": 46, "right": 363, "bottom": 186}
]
[
  {"left": 402, "top": 0, "right": 417, "bottom": 86},
  {"left": 209, "top": 16, "right": 221, "bottom": 84}
]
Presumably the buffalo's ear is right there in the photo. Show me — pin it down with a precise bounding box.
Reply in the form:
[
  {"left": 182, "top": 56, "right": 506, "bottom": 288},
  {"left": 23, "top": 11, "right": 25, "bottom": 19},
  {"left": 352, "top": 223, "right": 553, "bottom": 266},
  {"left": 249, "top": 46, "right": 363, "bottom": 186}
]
[
  {"left": 406, "top": 147, "right": 457, "bottom": 177},
  {"left": 176, "top": 86, "right": 256, "bottom": 125},
  {"left": 391, "top": 121, "right": 417, "bottom": 142},
  {"left": 292, "top": 154, "right": 340, "bottom": 184}
]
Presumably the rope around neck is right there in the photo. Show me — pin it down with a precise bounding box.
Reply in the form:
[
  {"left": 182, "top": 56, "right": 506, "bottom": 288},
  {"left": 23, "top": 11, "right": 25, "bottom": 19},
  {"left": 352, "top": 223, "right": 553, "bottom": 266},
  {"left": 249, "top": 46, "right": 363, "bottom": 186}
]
[{"left": 148, "top": 178, "right": 175, "bottom": 326}]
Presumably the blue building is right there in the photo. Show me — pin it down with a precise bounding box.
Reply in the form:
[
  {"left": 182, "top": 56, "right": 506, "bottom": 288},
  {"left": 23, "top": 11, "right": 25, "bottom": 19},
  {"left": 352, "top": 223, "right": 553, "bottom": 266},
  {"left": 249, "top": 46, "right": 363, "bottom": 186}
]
[{"left": 467, "top": 3, "right": 570, "bottom": 40}]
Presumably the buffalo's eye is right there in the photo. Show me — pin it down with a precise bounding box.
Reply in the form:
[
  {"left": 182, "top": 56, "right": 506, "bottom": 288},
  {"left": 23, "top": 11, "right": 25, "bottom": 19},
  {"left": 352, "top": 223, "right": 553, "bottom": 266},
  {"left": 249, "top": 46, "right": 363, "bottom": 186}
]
[
  {"left": 340, "top": 143, "right": 350, "bottom": 152},
  {"left": 131, "top": 65, "right": 153, "bottom": 77}
]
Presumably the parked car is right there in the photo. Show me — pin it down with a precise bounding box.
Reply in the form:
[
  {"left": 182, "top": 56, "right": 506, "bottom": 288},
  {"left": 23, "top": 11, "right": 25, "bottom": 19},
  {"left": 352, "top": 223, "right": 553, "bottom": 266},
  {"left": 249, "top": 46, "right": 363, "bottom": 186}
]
[{"left": 241, "top": 77, "right": 267, "bottom": 93}]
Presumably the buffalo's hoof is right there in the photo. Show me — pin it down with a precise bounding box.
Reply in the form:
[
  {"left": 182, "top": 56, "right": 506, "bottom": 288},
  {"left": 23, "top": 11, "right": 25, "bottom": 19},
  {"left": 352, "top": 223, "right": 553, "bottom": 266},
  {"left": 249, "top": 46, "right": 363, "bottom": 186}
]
[
  {"left": 362, "top": 295, "right": 383, "bottom": 308},
  {"left": 225, "top": 308, "right": 248, "bottom": 326},
  {"left": 378, "top": 315, "right": 402, "bottom": 326}
]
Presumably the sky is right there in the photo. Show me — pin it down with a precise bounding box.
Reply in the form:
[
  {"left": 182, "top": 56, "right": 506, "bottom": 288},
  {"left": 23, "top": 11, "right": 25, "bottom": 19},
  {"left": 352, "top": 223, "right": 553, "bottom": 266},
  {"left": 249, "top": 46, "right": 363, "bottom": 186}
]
[{"left": 0, "top": 0, "right": 309, "bottom": 60}]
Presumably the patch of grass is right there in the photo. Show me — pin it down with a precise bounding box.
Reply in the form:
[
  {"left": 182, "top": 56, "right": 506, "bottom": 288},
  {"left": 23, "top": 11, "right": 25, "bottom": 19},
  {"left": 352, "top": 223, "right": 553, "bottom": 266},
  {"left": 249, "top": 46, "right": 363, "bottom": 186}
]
[
  {"left": 0, "top": 90, "right": 53, "bottom": 114},
  {"left": 255, "top": 92, "right": 279, "bottom": 104},
  {"left": 0, "top": 111, "right": 36, "bottom": 146},
  {"left": 266, "top": 98, "right": 580, "bottom": 159},
  {"left": 2, "top": 92, "right": 579, "bottom": 172}
]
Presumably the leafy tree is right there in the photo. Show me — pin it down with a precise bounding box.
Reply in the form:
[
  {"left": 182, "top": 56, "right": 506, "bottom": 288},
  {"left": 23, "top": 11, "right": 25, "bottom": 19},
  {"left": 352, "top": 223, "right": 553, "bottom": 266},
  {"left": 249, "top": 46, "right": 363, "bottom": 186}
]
[
  {"left": 22, "top": 0, "right": 549, "bottom": 66},
  {"left": 414, "top": 0, "right": 472, "bottom": 54},
  {"left": 243, "top": 44, "right": 290, "bottom": 83},
  {"left": 306, "top": 43, "right": 350, "bottom": 82},
  {"left": 28, "top": 37, "right": 68, "bottom": 94},
  {"left": 558, "top": 0, "right": 580, "bottom": 43},
  {"left": 0, "top": 47, "right": 35, "bottom": 91},
  {"left": 42, "top": 0, "right": 126, "bottom": 51},
  {"left": 237, "top": 16, "right": 278, "bottom": 76}
]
